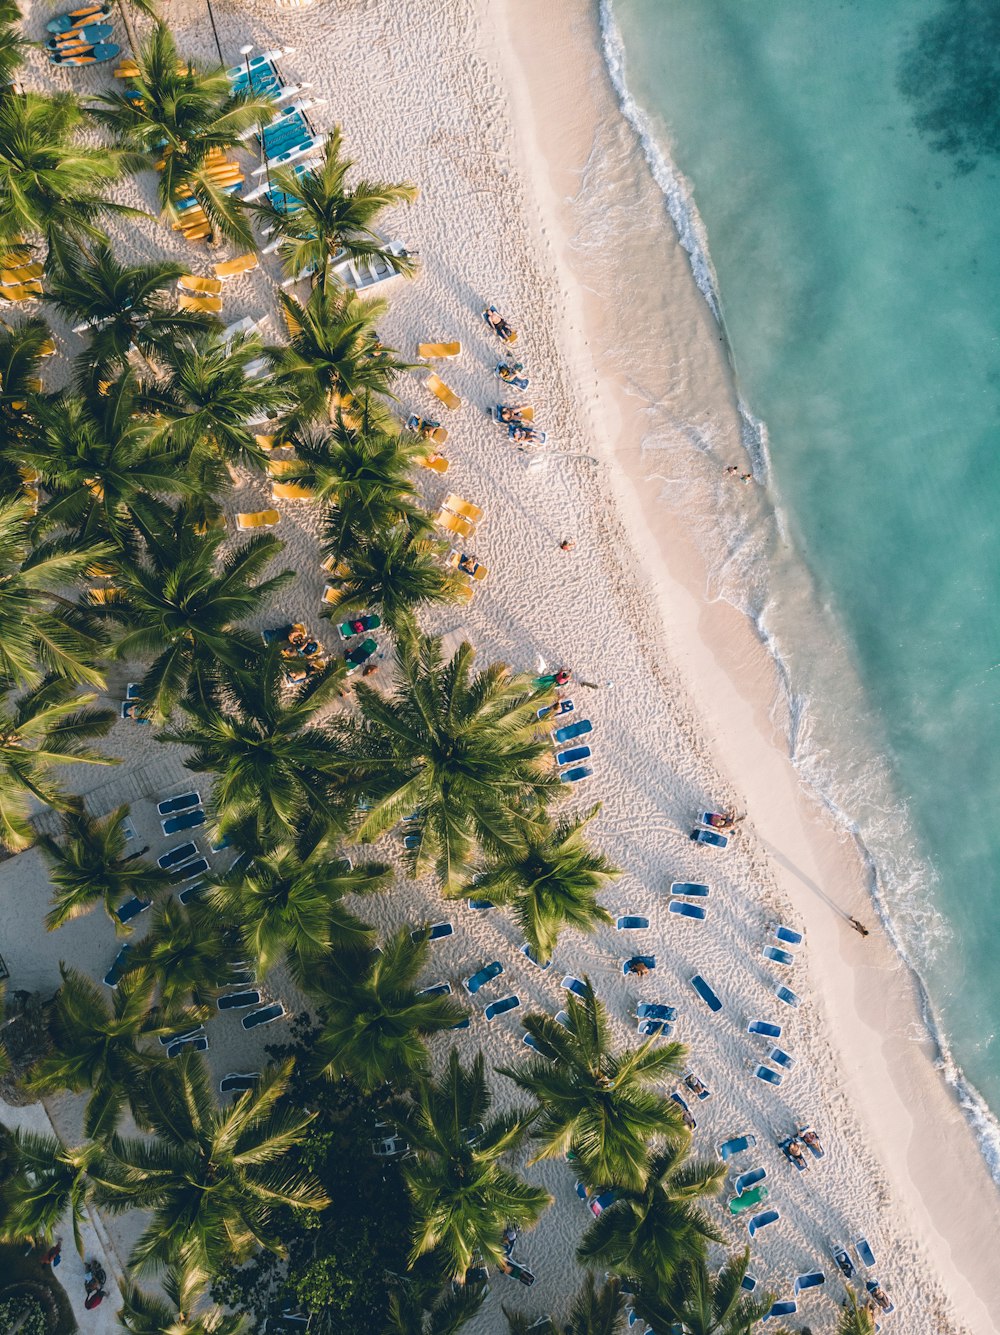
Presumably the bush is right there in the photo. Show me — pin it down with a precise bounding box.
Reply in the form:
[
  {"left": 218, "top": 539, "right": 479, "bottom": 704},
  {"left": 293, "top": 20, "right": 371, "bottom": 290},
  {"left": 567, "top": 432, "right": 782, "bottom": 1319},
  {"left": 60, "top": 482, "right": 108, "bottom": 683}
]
[{"left": 0, "top": 1292, "right": 50, "bottom": 1335}]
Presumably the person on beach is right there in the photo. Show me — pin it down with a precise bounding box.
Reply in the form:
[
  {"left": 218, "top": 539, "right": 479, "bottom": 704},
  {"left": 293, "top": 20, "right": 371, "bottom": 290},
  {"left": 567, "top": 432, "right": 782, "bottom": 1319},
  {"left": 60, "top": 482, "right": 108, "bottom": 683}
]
[
  {"left": 848, "top": 916, "right": 870, "bottom": 937},
  {"left": 559, "top": 539, "right": 575, "bottom": 552},
  {"left": 625, "top": 958, "right": 649, "bottom": 977},
  {"left": 684, "top": 1073, "right": 708, "bottom": 1098},
  {"left": 40, "top": 1240, "right": 61, "bottom": 1267},
  {"left": 726, "top": 465, "right": 739, "bottom": 476},
  {"left": 84, "top": 1290, "right": 105, "bottom": 1310},
  {"left": 801, "top": 1128, "right": 823, "bottom": 1154},
  {"left": 787, "top": 1138, "right": 806, "bottom": 1166},
  {"left": 741, "top": 472, "right": 753, "bottom": 484}
]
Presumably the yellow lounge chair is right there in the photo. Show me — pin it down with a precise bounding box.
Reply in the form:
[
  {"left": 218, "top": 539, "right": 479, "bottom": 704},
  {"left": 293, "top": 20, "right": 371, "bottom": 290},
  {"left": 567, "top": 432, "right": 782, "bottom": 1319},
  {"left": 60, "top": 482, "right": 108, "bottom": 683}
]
[
  {"left": 418, "top": 453, "right": 449, "bottom": 475},
  {"left": 454, "top": 583, "right": 475, "bottom": 604},
  {"left": 214, "top": 253, "right": 259, "bottom": 280},
  {"left": 255, "top": 434, "right": 276, "bottom": 452},
  {"left": 173, "top": 210, "right": 208, "bottom": 231},
  {"left": 193, "top": 514, "right": 227, "bottom": 535},
  {"left": 321, "top": 556, "right": 351, "bottom": 577},
  {"left": 236, "top": 509, "right": 280, "bottom": 530},
  {"left": 178, "top": 274, "right": 223, "bottom": 296},
  {"left": 418, "top": 341, "right": 461, "bottom": 359},
  {"left": 471, "top": 564, "right": 488, "bottom": 581},
  {"left": 283, "top": 305, "right": 303, "bottom": 337},
  {"left": 178, "top": 292, "right": 222, "bottom": 314},
  {"left": 182, "top": 225, "right": 213, "bottom": 243},
  {"left": 39, "top": 338, "right": 56, "bottom": 357},
  {"left": 0, "top": 263, "right": 43, "bottom": 284},
  {"left": 424, "top": 373, "right": 461, "bottom": 411},
  {"left": 272, "top": 481, "right": 315, "bottom": 501},
  {"left": 322, "top": 583, "right": 343, "bottom": 605},
  {"left": 0, "top": 285, "right": 41, "bottom": 303},
  {"left": 433, "top": 508, "right": 475, "bottom": 540},
  {"left": 88, "top": 586, "right": 122, "bottom": 603},
  {"left": 442, "top": 493, "right": 483, "bottom": 524}
]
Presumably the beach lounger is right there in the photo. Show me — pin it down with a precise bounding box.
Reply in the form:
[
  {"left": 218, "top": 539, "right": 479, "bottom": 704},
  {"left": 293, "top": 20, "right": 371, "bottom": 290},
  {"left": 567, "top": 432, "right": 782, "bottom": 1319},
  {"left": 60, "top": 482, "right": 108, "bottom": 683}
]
[
  {"left": 321, "top": 583, "right": 343, "bottom": 606},
  {"left": 553, "top": 1009, "right": 569, "bottom": 1029},
  {"left": 272, "top": 480, "right": 316, "bottom": 501},
  {"left": 520, "top": 943, "right": 551, "bottom": 969},
  {"left": 424, "top": 373, "right": 461, "bottom": 410},
  {"left": 793, "top": 1272, "right": 825, "bottom": 1295},
  {"left": 344, "top": 637, "right": 377, "bottom": 671},
  {"left": 690, "top": 974, "right": 722, "bottom": 1011},
  {"left": 559, "top": 765, "right": 593, "bottom": 785},
  {"left": 220, "top": 1072, "right": 260, "bottom": 1093},
  {"left": 636, "top": 1003, "right": 676, "bottom": 1022},
  {"left": 522, "top": 1031, "right": 545, "bottom": 1054},
  {"left": 433, "top": 508, "right": 476, "bottom": 540},
  {"left": 214, "top": 252, "right": 259, "bottom": 279},
  {"left": 740, "top": 1275, "right": 759, "bottom": 1293},
  {"left": 406, "top": 413, "right": 448, "bottom": 445},
  {"left": 336, "top": 614, "right": 381, "bottom": 639},
  {"left": 774, "top": 985, "right": 801, "bottom": 1007},
  {"left": 418, "top": 341, "right": 461, "bottom": 358},
  {"left": 796, "top": 1125, "right": 824, "bottom": 1158},
  {"left": 484, "top": 995, "right": 520, "bottom": 1021},
  {"left": 561, "top": 976, "right": 588, "bottom": 999},
  {"left": 178, "top": 292, "right": 222, "bottom": 314},
  {"left": 555, "top": 744, "right": 591, "bottom": 766},
  {"left": 209, "top": 834, "right": 231, "bottom": 854},
  {"left": 178, "top": 274, "right": 223, "bottom": 295},
  {"left": 747, "top": 1020, "right": 782, "bottom": 1039},
  {"left": 161, "top": 809, "right": 206, "bottom": 836},
  {"left": 217, "top": 990, "right": 262, "bottom": 1010},
  {"left": 623, "top": 955, "right": 656, "bottom": 975},
  {"left": 103, "top": 943, "right": 131, "bottom": 987},
  {"left": 236, "top": 509, "right": 280, "bottom": 529},
  {"left": 669, "top": 901, "right": 706, "bottom": 921},
  {"left": 671, "top": 1091, "right": 695, "bottom": 1125},
  {"left": 537, "top": 698, "right": 574, "bottom": 720},
  {"left": 412, "top": 921, "right": 454, "bottom": 942},
  {"left": 670, "top": 881, "right": 710, "bottom": 897},
  {"left": 734, "top": 1166, "right": 766, "bottom": 1195},
  {"left": 774, "top": 924, "right": 803, "bottom": 946},
  {"left": 159, "top": 841, "right": 198, "bottom": 870},
  {"left": 747, "top": 1209, "right": 780, "bottom": 1238},
  {"left": 242, "top": 1002, "right": 286, "bottom": 1029},
  {"left": 768, "top": 1046, "right": 795, "bottom": 1069},
  {"left": 763, "top": 1302, "right": 796, "bottom": 1321},
  {"left": 866, "top": 1281, "right": 894, "bottom": 1314},
  {"left": 115, "top": 896, "right": 151, "bottom": 925},
  {"left": 762, "top": 946, "right": 795, "bottom": 966},
  {"left": 465, "top": 961, "right": 503, "bottom": 994},
  {"left": 684, "top": 1072, "right": 710, "bottom": 1099},
  {"left": 552, "top": 719, "right": 592, "bottom": 745},
  {"left": 616, "top": 915, "right": 649, "bottom": 930},
  {"left": 637, "top": 1018, "right": 672, "bottom": 1037},
  {"left": 483, "top": 305, "right": 517, "bottom": 343},
  {"left": 168, "top": 1035, "right": 208, "bottom": 1058},
  {"left": 691, "top": 828, "right": 728, "bottom": 847},
  {"left": 372, "top": 1135, "right": 408, "bottom": 1158},
  {"left": 178, "top": 882, "right": 204, "bottom": 905},
  {"left": 855, "top": 1238, "right": 876, "bottom": 1268},
  {"left": 157, "top": 790, "right": 200, "bottom": 816},
  {"left": 729, "top": 1185, "right": 768, "bottom": 1216},
  {"left": 121, "top": 700, "right": 149, "bottom": 723},
  {"left": 169, "top": 857, "right": 209, "bottom": 883},
  {"left": 718, "top": 1134, "right": 756, "bottom": 1162},
  {"left": 754, "top": 1065, "right": 782, "bottom": 1086},
  {"left": 442, "top": 493, "right": 483, "bottom": 524},
  {"left": 417, "top": 982, "right": 451, "bottom": 997},
  {"left": 833, "top": 1247, "right": 855, "bottom": 1279},
  {"left": 159, "top": 1026, "right": 204, "bottom": 1047}
]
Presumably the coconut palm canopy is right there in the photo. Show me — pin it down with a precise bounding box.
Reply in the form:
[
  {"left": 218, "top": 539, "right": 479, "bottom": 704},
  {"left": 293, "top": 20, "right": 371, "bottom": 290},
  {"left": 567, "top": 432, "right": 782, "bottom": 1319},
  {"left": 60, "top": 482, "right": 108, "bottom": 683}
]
[{"left": 632, "top": 1250, "right": 780, "bottom": 1335}]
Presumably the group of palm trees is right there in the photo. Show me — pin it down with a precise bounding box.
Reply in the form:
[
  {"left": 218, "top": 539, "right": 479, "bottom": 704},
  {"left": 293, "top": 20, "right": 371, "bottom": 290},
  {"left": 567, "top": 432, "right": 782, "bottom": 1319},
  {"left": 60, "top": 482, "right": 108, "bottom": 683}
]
[{"left": 0, "top": 9, "right": 877, "bottom": 1335}]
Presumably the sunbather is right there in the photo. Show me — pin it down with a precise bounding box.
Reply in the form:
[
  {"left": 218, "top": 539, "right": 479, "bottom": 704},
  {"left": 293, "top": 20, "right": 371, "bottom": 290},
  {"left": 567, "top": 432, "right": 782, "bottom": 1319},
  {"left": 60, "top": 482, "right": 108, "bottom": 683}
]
[
  {"left": 834, "top": 1249, "right": 855, "bottom": 1279},
  {"left": 625, "top": 958, "right": 649, "bottom": 977},
  {"left": 459, "top": 554, "right": 479, "bottom": 575},
  {"left": 787, "top": 1139, "right": 806, "bottom": 1166},
  {"left": 801, "top": 1128, "right": 823, "bottom": 1154},
  {"left": 485, "top": 307, "right": 514, "bottom": 339},
  {"left": 497, "top": 360, "right": 525, "bottom": 382},
  {"left": 869, "top": 1286, "right": 892, "bottom": 1312},
  {"left": 684, "top": 1073, "right": 708, "bottom": 1098}
]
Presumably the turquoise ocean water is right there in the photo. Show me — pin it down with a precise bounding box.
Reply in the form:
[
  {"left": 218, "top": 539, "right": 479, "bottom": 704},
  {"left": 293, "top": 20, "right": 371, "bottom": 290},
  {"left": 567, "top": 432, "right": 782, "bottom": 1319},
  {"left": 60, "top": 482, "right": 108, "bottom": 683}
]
[{"left": 601, "top": 0, "right": 1000, "bottom": 1173}]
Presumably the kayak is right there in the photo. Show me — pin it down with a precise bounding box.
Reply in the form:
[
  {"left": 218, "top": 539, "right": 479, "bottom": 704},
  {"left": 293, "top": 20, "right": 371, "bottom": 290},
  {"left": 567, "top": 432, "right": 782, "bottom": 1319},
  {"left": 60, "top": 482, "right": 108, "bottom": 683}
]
[{"left": 46, "top": 3, "right": 110, "bottom": 32}]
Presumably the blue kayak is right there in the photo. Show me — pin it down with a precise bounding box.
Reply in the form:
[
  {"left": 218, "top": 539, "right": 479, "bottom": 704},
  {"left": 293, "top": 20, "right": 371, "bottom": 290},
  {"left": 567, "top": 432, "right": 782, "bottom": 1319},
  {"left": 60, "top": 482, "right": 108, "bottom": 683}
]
[{"left": 46, "top": 4, "right": 110, "bottom": 32}]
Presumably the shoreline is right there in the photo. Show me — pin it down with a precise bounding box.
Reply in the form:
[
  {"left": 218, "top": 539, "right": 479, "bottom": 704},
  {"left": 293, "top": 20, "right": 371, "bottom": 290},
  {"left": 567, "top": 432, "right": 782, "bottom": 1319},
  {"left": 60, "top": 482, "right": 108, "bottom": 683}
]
[{"left": 492, "top": 0, "right": 1000, "bottom": 1328}]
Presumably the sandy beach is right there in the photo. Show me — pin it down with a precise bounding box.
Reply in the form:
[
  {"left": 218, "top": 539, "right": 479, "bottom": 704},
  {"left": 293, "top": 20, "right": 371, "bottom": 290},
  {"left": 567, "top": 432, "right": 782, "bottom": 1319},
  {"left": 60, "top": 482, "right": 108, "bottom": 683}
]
[{"left": 5, "top": 0, "right": 1000, "bottom": 1330}]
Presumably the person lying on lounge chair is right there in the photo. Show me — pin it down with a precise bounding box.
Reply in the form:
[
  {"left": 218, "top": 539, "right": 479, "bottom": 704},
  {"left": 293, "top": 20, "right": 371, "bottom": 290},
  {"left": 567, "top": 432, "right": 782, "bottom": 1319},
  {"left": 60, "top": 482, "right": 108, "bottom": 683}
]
[
  {"left": 486, "top": 307, "right": 513, "bottom": 338},
  {"left": 801, "top": 1128, "right": 823, "bottom": 1154},
  {"left": 787, "top": 1139, "right": 806, "bottom": 1165},
  {"left": 684, "top": 1073, "right": 708, "bottom": 1098},
  {"left": 626, "top": 959, "right": 649, "bottom": 977},
  {"left": 869, "top": 1286, "right": 892, "bottom": 1312},
  {"left": 458, "top": 554, "right": 479, "bottom": 575},
  {"left": 498, "top": 360, "right": 525, "bottom": 381}
]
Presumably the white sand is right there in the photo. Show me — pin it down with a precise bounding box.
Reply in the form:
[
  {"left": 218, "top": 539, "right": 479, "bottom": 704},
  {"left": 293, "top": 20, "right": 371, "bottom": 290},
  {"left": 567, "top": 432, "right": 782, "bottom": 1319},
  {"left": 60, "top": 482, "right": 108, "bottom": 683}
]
[{"left": 4, "top": 0, "right": 999, "bottom": 1331}]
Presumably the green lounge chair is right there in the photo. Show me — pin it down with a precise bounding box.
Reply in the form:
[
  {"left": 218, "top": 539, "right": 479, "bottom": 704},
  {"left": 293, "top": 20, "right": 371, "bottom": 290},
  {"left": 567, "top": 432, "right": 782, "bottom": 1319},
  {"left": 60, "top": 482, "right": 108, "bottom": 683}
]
[{"left": 730, "top": 1184, "right": 769, "bottom": 1216}]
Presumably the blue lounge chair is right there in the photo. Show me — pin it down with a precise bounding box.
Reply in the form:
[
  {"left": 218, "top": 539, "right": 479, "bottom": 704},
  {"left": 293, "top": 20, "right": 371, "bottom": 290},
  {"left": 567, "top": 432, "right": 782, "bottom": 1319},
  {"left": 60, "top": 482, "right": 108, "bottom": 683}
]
[
  {"left": 779, "top": 1136, "right": 809, "bottom": 1171},
  {"left": 683, "top": 1072, "right": 711, "bottom": 1099},
  {"left": 523, "top": 1030, "right": 543, "bottom": 1053},
  {"left": 115, "top": 896, "right": 151, "bottom": 925},
  {"left": 403, "top": 833, "right": 421, "bottom": 850},
  {"left": 159, "top": 841, "right": 198, "bottom": 869},
  {"left": 763, "top": 1301, "right": 796, "bottom": 1321},
  {"left": 169, "top": 858, "right": 209, "bottom": 883},
  {"left": 220, "top": 1072, "right": 259, "bottom": 1093},
  {"left": 623, "top": 954, "right": 656, "bottom": 975},
  {"left": 769, "top": 1046, "right": 795, "bottom": 1069},
  {"left": 554, "top": 1009, "right": 571, "bottom": 1029},
  {"left": 537, "top": 697, "right": 574, "bottom": 719},
  {"left": 209, "top": 834, "right": 231, "bottom": 853},
  {"left": 121, "top": 700, "right": 150, "bottom": 723},
  {"left": 217, "top": 990, "right": 261, "bottom": 1010},
  {"left": 755, "top": 1065, "right": 782, "bottom": 1086},
  {"left": 670, "top": 881, "right": 709, "bottom": 897},
  {"left": 161, "top": 809, "right": 206, "bottom": 836},
  {"left": 637, "top": 1019, "right": 672, "bottom": 1037},
  {"left": 866, "top": 1280, "right": 894, "bottom": 1314},
  {"left": 690, "top": 974, "right": 722, "bottom": 1011},
  {"left": 168, "top": 1035, "right": 208, "bottom": 1058},
  {"left": 159, "top": 1026, "right": 203, "bottom": 1047},
  {"left": 158, "top": 790, "right": 201, "bottom": 817},
  {"left": 587, "top": 1190, "right": 615, "bottom": 1217},
  {"left": 412, "top": 921, "right": 454, "bottom": 942},
  {"left": 718, "top": 1134, "right": 756, "bottom": 1161},
  {"left": 465, "top": 961, "right": 503, "bottom": 994},
  {"left": 669, "top": 901, "right": 706, "bottom": 920},
  {"left": 418, "top": 982, "right": 452, "bottom": 997},
  {"left": 762, "top": 946, "right": 794, "bottom": 966},
  {"left": 855, "top": 1238, "right": 876, "bottom": 1268},
  {"left": 553, "top": 719, "right": 592, "bottom": 745},
  {"left": 734, "top": 1166, "right": 766, "bottom": 1195},
  {"left": 501, "top": 1260, "right": 534, "bottom": 1286},
  {"left": 775, "top": 924, "right": 803, "bottom": 946},
  {"left": 636, "top": 1003, "right": 676, "bottom": 1022},
  {"left": 775, "top": 985, "right": 801, "bottom": 1007},
  {"left": 747, "top": 1020, "right": 782, "bottom": 1039},
  {"left": 740, "top": 1274, "right": 758, "bottom": 1293},
  {"left": 178, "top": 881, "right": 204, "bottom": 905},
  {"left": 103, "top": 943, "right": 131, "bottom": 987},
  {"left": 691, "top": 828, "right": 728, "bottom": 847},
  {"left": 670, "top": 1091, "right": 695, "bottom": 1125},
  {"left": 556, "top": 745, "right": 591, "bottom": 766},
  {"left": 484, "top": 995, "right": 520, "bottom": 1021},
  {"left": 559, "top": 766, "right": 593, "bottom": 784},
  {"left": 616, "top": 915, "right": 649, "bottom": 930},
  {"left": 467, "top": 897, "right": 495, "bottom": 910},
  {"left": 747, "top": 1209, "right": 780, "bottom": 1238},
  {"left": 833, "top": 1246, "right": 855, "bottom": 1279},
  {"left": 793, "top": 1272, "right": 825, "bottom": 1295},
  {"left": 451, "top": 1016, "right": 470, "bottom": 1029},
  {"left": 561, "top": 975, "right": 588, "bottom": 998},
  {"left": 242, "top": 1002, "right": 286, "bottom": 1029},
  {"left": 520, "top": 943, "right": 551, "bottom": 969},
  {"left": 799, "top": 1125, "right": 825, "bottom": 1158}
]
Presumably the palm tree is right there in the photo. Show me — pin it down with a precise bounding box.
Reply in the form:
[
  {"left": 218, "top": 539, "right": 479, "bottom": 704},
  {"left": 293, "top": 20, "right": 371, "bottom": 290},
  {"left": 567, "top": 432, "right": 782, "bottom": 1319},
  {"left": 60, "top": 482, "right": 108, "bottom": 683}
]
[
  {"left": 141, "top": 330, "right": 292, "bottom": 469},
  {"left": 384, "top": 1283, "right": 485, "bottom": 1335},
  {"left": 499, "top": 978, "right": 686, "bottom": 1192},
  {"left": 207, "top": 844, "right": 388, "bottom": 976},
  {"left": 27, "top": 966, "right": 203, "bottom": 1139},
  {"left": 309, "top": 926, "right": 466, "bottom": 1092},
  {"left": 576, "top": 1143, "right": 724, "bottom": 1285},
  {"left": 120, "top": 1262, "right": 248, "bottom": 1335},
  {"left": 322, "top": 522, "right": 465, "bottom": 634},
  {"left": 563, "top": 1275, "right": 626, "bottom": 1335},
  {"left": 458, "top": 805, "right": 618, "bottom": 965},
  {"left": 342, "top": 636, "right": 559, "bottom": 890},
  {"left": 97, "top": 524, "right": 293, "bottom": 721},
  {"left": 631, "top": 1250, "right": 778, "bottom": 1335},
  {"left": 23, "top": 376, "right": 195, "bottom": 546},
  {"left": 270, "top": 288, "right": 413, "bottom": 430},
  {"left": 125, "top": 898, "right": 227, "bottom": 1011},
  {"left": 93, "top": 1056, "right": 327, "bottom": 1276},
  {"left": 43, "top": 243, "right": 217, "bottom": 388},
  {"left": 0, "top": 497, "right": 108, "bottom": 687},
  {"left": 0, "top": 1129, "right": 98, "bottom": 1252},
  {"left": 0, "top": 316, "right": 53, "bottom": 460},
  {"left": 90, "top": 25, "right": 275, "bottom": 247},
  {"left": 835, "top": 1295, "right": 877, "bottom": 1335},
  {"left": 249, "top": 128, "right": 417, "bottom": 289},
  {"left": 0, "top": 1, "right": 29, "bottom": 89},
  {"left": 40, "top": 803, "right": 170, "bottom": 931},
  {"left": 397, "top": 1049, "right": 551, "bottom": 1281},
  {"left": 163, "top": 651, "right": 352, "bottom": 848},
  {"left": 0, "top": 677, "right": 115, "bottom": 852},
  {"left": 0, "top": 91, "right": 139, "bottom": 253}
]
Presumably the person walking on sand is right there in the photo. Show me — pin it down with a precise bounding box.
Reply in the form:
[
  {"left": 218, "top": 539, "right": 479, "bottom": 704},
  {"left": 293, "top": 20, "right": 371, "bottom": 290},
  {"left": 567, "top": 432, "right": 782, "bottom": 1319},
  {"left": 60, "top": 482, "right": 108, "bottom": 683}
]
[
  {"left": 848, "top": 916, "right": 870, "bottom": 937},
  {"left": 559, "top": 538, "right": 575, "bottom": 552},
  {"left": 40, "top": 1239, "right": 61, "bottom": 1267}
]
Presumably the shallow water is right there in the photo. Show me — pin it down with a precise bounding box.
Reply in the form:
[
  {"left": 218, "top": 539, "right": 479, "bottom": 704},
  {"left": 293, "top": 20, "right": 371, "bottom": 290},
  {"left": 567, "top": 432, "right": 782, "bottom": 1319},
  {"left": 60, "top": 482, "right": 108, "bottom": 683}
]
[{"left": 604, "top": 0, "right": 1000, "bottom": 1168}]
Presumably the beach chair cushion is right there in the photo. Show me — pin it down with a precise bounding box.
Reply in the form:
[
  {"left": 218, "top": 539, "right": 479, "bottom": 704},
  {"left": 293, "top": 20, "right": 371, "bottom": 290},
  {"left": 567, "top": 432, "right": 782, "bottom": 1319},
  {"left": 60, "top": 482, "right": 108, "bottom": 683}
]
[
  {"left": 214, "top": 252, "right": 259, "bottom": 279},
  {"left": 425, "top": 373, "right": 461, "bottom": 410},
  {"left": 178, "top": 292, "right": 222, "bottom": 313},
  {"left": 433, "top": 508, "right": 475, "bottom": 539},
  {"left": 179, "top": 274, "right": 223, "bottom": 295},
  {"left": 418, "top": 341, "right": 461, "bottom": 358},
  {"left": 442, "top": 493, "right": 483, "bottom": 523},
  {"left": 236, "top": 510, "right": 280, "bottom": 529}
]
